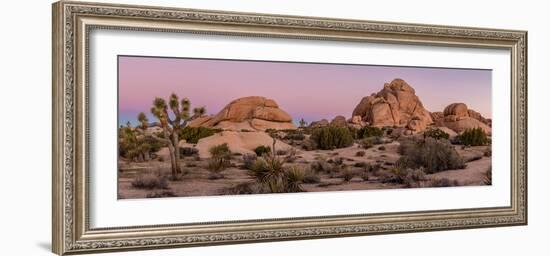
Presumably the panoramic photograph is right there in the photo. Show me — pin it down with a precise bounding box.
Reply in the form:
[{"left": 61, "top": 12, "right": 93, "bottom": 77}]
[{"left": 117, "top": 56, "right": 492, "bottom": 199}]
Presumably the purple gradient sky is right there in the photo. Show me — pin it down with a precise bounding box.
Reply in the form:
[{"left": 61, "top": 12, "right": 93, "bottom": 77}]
[{"left": 118, "top": 56, "right": 491, "bottom": 126}]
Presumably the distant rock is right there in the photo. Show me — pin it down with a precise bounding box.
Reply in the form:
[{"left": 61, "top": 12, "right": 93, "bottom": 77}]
[
  {"left": 189, "top": 96, "right": 296, "bottom": 131},
  {"left": 434, "top": 102, "right": 491, "bottom": 134},
  {"left": 309, "top": 119, "right": 329, "bottom": 128},
  {"left": 352, "top": 78, "right": 433, "bottom": 132},
  {"left": 330, "top": 115, "right": 347, "bottom": 127}
]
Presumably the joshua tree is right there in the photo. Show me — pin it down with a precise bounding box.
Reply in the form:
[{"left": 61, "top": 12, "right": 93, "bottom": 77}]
[
  {"left": 299, "top": 118, "right": 307, "bottom": 128},
  {"left": 137, "top": 93, "right": 206, "bottom": 178}
]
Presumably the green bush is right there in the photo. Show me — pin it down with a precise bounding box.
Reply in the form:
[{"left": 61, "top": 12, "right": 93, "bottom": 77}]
[
  {"left": 310, "top": 126, "right": 353, "bottom": 150},
  {"left": 179, "top": 127, "right": 221, "bottom": 144},
  {"left": 207, "top": 143, "right": 232, "bottom": 172},
  {"left": 355, "top": 126, "right": 383, "bottom": 139},
  {"left": 254, "top": 145, "right": 272, "bottom": 156},
  {"left": 284, "top": 133, "right": 305, "bottom": 141},
  {"left": 456, "top": 127, "right": 489, "bottom": 146},
  {"left": 423, "top": 128, "right": 450, "bottom": 140},
  {"left": 397, "top": 137, "right": 465, "bottom": 174},
  {"left": 179, "top": 147, "right": 198, "bottom": 157}
]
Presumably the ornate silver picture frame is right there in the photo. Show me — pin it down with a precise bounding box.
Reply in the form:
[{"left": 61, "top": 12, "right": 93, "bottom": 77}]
[{"left": 52, "top": 1, "right": 527, "bottom": 255}]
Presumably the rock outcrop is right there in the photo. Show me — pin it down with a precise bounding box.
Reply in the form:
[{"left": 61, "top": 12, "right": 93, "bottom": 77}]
[
  {"left": 189, "top": 96, "right": 296, "bottom": 131},
  {"left": 434, "top": 103, "right": 491, "bottom": 134},
  {"left": 352, "top": 78, "right": 433, "bottom": 132},
  {"left": 330, "top": 115, "right": 347, "bottom": 127},
  {"left": 309, "top": 119, "right": 329, "bottom": 128},
  {"left": 194, "top": 131, "right": 292, "bottom": 158}
]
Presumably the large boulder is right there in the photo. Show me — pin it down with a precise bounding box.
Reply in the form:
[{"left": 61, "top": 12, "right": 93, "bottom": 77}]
[
  {"left": 434, "top": 103, "right": 491, "bottom": 134},
  {"left": 189, "top": 96, "right": 296, "bottom": 131},
  {"left": 352, "top": 78, "right": 433, "bottom": 132},
  {"left": 195, "top": 131, "right": 292, "bottom": 158}
]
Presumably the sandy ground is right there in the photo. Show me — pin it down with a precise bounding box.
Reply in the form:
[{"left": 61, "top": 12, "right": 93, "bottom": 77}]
[{"left": 118, "top": 134, "right": 491, "bottom": 199}]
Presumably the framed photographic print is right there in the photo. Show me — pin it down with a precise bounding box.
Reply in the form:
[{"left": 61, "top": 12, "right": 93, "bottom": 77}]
[{"left": 52, "top": 1, "right": 527, "bottom": 255}]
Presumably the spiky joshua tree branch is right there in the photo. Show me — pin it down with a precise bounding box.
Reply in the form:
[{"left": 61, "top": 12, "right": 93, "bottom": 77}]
[{"left": 137, "top": 93, "right": 206, "bottom": 178}]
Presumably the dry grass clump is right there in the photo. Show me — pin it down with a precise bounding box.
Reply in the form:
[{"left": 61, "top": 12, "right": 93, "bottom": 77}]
[{"left": 131, "top": 173, "right": 169, "bottom": 190}]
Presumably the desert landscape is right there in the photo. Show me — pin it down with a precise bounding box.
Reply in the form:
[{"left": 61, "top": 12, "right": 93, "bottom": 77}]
[{"left": 118, "top": 78, "right": 492, "bottom": 199}]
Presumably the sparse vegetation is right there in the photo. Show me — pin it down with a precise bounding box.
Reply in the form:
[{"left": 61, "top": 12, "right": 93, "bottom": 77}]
[
  {"left": 355, "top": 126, "right": 383, "bottom": 139},
  {"left": 456, "top": 127, "right": 489, "bottom": 146},
  {"left": 131, "top": 173, "right": 169, "bottom": 190},
  {"left": 179, "top": 127, "right": 221, "bottom": 144},
  {"left": 242, "top": 153, "right": 257, "bottom": 170},
  {"left": 355, "top": 151, "right": 366, "bottom": 157},
  {"left": 248, "top": 157, "right": 305, "bottom": 193},
  {"left": 207, "top": 143, "right": 232, "bottom": 174},
  {"left": 341, "top": 169, "right": 354, "bottom": 182},
  {"left": 397, "top": 137, "right": 465, "bottom": 174},
  {"left": 423, "top": 128, "right": 450, "bottom": 140},
  {"left": 309, "top": 126, "right": 353, "bottom": 150},
  {"left": 146, "top": 190, "right": 176, "bottom": 198},
  {"left": 303, "top": 169, "right": 321, "bottom": 184},
  {"left": 254, "top": 145, "right": 272, "bottom": 156},
  {"left": 429, "top": 178, "right": 460, "bottom": 187},
  {"left": 179, "top": 147, "right": 199, "bottom": 157}
]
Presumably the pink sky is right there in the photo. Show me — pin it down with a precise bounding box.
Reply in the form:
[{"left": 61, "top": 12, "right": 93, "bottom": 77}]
[{"left": 118, "top": 56, "right": 491, "bottom": 125}]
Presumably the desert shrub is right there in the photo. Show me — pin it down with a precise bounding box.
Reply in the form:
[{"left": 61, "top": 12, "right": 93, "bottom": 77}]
[
  {"left": 131, "top": 173, "right": 169, "bottom": 190},
  {"left": 429, "top": 178, "right": 460, "bottom": 187},
  {"left": 360, "top": 136, "right": 384, "bottom": 149},
  {"left": 179, "top": 147, "right": 199, "bottom": 157},
  {"left": 378, "top": 146, "right": 386, "bottom": 151},
  {"left": 249, "top": 157, "right": 305, "bottom": 193},
  {"left": 146, "top": 190, "right": 176, "bottom": 198},
  {"left": 341, "top": 169, "right": 354, "bottom": 182},
  {"left": 354, "top": 162, "right": 368, "bottom": 168},
  {"left": 157, "top": 156, "right": 164, "bottom": 162},
  {"left": 302, "top": 138, "right": 318, "bottom": 151},
  {"left": 222, "top": 182, "right": 264, "bottom": 195},
  {"left": 397, "top": 137, "right": 465, "bottom": 174},
  {"left": 207, "top": 143, "right": 232, "bottom": 172},
  {"left": 360, "top": 138, "right": 374, "bottom": 149},
  {"left": 311, "top": 159, "right": 333, "bottom": 173},
  {"left": 402, "top": 168, "right": 428, "bottom": 188},
  {"left": 331, "top": 157, "right": 344, "bottom": 166},
  {"left": 242, "top": 153, "right": 257, "bottom": 170},
  {"left": 310, "top": 126, "right": 354, "bottom": 150},
  {"left": 355, "top": 151, "right": 366, "bottom": 157},
  {"left": 456, "top": 127, "right": 489, "bottom": 146},
  {"left": 254, "top": 145, "right": 272, "bottom": 156},
  {"left": 355, "top": 126, "right": 383, "bottom": 139},
  {"left": 276, "top": 149, "right": 288, "bottom": 156},
  {"left": 284, "top": 132, "right": 305, "bottom": 141},
  {"left": 178, "top": 127, "right": 221, "bottom": 144},
  {"left": 423, "top": 128, "right": 450, "bottom": 140},
  {"left": 303, "top": 169, "right": 321, "bottom": 184},
  {"left": 240, "top": 129, "right": 251, "bottom": 132}
]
